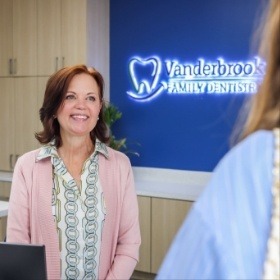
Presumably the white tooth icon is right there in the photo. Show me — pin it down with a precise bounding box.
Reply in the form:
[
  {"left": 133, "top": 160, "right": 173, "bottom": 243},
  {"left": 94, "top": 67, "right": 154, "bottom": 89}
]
[{"left": 127, "top": 56, "right": 166, "bottom": 101}]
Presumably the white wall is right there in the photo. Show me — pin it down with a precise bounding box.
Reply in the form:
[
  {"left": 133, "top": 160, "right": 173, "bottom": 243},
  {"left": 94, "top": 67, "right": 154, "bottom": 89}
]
[{"left": 87, "top": 0, "right": 110, "bottom": 102}]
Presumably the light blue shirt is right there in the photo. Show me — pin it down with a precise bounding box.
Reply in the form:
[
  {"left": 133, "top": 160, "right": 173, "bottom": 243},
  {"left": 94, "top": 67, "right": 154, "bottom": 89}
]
[{"left": 157, "top": 130, "right": 274, "bottom": 280}]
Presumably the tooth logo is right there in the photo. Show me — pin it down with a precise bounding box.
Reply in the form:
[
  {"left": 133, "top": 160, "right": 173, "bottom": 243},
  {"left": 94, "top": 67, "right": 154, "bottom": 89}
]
[{"left": 127, "top": 56, "right": 166, "bottom": 101}]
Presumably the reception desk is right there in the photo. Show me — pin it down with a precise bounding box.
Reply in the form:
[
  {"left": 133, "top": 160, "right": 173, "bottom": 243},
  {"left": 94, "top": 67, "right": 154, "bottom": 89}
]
[
  {"left": 0, "top": 167, "right": 211, "bottom": 268},
  {"left": 132, "top": 167, "right": 212, "bottom": 273}
]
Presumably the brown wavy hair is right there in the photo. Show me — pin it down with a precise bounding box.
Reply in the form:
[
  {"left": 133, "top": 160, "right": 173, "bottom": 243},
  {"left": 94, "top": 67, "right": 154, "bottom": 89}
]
[
  {"left": 35, "top": 65, "right": 109, "bottom": 147},
  {"left": 240, "top": 0, "right": 280, "bottom": 139}
]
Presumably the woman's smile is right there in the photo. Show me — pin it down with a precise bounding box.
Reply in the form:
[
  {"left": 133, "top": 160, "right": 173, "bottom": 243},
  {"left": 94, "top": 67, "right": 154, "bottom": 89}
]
[{"left": 70, "top": 114, "right": 89, "bottom": 121}]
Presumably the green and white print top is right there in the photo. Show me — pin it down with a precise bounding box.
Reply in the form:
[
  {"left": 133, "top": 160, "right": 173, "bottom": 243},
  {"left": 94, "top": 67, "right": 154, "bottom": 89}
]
[{"left": 37, "top": 140, "right": 108, "bottom": 280}]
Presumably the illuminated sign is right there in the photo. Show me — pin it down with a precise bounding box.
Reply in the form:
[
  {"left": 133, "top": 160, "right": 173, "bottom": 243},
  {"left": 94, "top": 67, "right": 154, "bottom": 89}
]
[{"left": 127, "top": 56, "right": 266, "bottom": 101}]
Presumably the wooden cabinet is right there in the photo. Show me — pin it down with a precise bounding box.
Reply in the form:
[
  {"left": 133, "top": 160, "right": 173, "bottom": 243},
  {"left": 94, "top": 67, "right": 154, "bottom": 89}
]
[
  {"left": 60, "top": 0, "right": 87, "bottom": 68},
  {"left": 0, "top": 0, "right": 88, "bottom": 77},
  {"left": 37, "top": 0, "right": 87, "bottom": 76},
  {"left": 14, "top": 78, "right": 41, "bottom": 156},
  {"left": 0, "top": 0, "right": 13, "bottom": 77},
  {"left": 0, "top": 182, "right": 11, "bottom": 241},
  {"left": 0, "top": 0, "right": 90, "bottom": 170},
  {"left": 37, "top": 0, "right": 61, "bottom": 76},
  {"left": 151, "top": 198, "right": 192, "bottom": 273},
  {"left": 37, "top": 77, "right": 49, "bottom": 130},
  {"left": 0, "top": 79, "right": 15, "bottom": 171},
  {"left": 136, "top": 196, "right": 151, "bottom": 272},
  {"left": 136, "top": 196, "right": 193, "bottom": 274},
  {"left": 0, "top": 181, "right": 11, "bottom": 241},
  {"left": 0, "top": 0, "right": 37, "bottom": 77},
  {"left": 0, "top": 216, "right": 7, "bottom": 241},
  {"left": 0, "top": 78, "right": 41, "bottom": 171}
]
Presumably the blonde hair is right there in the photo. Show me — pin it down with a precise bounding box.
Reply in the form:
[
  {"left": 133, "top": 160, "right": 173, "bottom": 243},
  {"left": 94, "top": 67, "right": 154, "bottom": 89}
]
[{"left": 241, "top": 0, "right": 280, "bottom": 139}]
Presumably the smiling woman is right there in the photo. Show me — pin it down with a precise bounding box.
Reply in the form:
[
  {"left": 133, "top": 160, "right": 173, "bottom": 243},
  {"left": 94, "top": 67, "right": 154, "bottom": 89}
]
[
  {"left": 6, "top": 65, "right": 141, "bottom": 280},
  {"left": 35, "top": 65, "right": 108, "bottom": 148},
  {"left": 56, "top": 73, "right": 102, "bottom": 142}
]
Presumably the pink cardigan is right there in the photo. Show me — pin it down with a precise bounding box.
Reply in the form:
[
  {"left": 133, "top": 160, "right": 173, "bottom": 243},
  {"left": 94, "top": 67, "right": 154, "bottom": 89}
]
[{"left": 7, "top": 147, "right": 141, "bottom": 280}]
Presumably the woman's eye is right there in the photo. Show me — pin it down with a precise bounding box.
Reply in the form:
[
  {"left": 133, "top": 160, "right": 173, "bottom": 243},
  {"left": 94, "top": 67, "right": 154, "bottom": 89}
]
[
  {"left": 65, "top": 94, "right": 75, "bottom": 100},
  {"left": 87, "top": 96, "right": 96, "bottom": 101}
]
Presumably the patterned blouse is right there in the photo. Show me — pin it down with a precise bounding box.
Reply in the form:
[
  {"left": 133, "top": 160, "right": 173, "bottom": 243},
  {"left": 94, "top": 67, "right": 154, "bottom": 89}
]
[{"left": 37, "top": 140, "right": 108, "bottom": 280}]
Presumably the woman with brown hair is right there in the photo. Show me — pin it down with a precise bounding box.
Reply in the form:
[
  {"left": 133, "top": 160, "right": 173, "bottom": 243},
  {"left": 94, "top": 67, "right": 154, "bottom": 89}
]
[
  {"left": 157, "top": 0, "right": 279, "bottom": 279},
  {"left": 7, "top": 65, "right": 141, "bottom": 280}
]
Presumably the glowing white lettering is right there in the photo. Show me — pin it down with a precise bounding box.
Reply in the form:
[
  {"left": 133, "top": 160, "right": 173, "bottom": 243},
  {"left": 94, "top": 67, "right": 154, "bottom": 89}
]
[
  {"left": 164, "top": 58, "right": 265, "bottom": 78},
  {"left": 127, "top": 56, "right": 266, "bottom": 101}
]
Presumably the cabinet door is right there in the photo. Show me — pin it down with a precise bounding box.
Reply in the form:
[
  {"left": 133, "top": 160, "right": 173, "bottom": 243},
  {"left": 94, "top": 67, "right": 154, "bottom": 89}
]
[
  {"left": 0, "top": 216, "right": 8, "bottom": 241},
  {"left": 37, "top": 0, "right": 61, "bottom": 75},
  {"left": 0, "top": 79, "right": 15, "bottom": 171},
  {"left": 14, "top": 78, "right": 39, "bottom": 157},
  {"left": 37, "top": 77, "right": 48, "bottom": 133},
  {"left": 61, "top": 0, "right": 87, "bottom": 67},
  {"left": 0, "top": 181, "right": 10, "bottom": 241},
  {"left": 13, "top": 0, "right": 37, "bottom": 76},
  {"left": 151, "top": 198, "right": 193, "bottom": 274},
  {"left": 136, "top": 196, "right": 151, "bottom": 272},
  {"left": 0, "top": 0, "right": 13, "bottom": 77}
]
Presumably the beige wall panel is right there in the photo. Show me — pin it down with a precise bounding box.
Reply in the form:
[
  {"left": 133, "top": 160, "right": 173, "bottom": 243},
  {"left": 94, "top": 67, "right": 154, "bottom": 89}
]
[
  {"left": 0, "top": 182, "right": 11, "bottom": 242},
  {"left": 0, "top": 217, "right": 7, "bottom": 242},
  {"left": 61, "top": 0, "right": 87, "bottom": 67},
  {"left": 87, "top": 0, "right": 110, "bottom": 101},
  {"left": 13, "top": 0, "right": 37, "bottom": 76},
  {"left": 0, "top": 79, "right": 15, "bottom": 171},
  {"left": 37, "top": 0, "right": 61, "bottom": 75},
  {"left": 151, "top": 198, "right": 193, "bottom": 274},
  {"left": 37, "top": 77, "right": 49, "bottom": 136},
  {"left": 136, "top": 196, "right": 151, "bottom": 272},
  {"left": 14, "top": 78, "right": 39, "bottom": 156},
  {"left": 0, "top": 0, "right": 13, "bottom": 77}
]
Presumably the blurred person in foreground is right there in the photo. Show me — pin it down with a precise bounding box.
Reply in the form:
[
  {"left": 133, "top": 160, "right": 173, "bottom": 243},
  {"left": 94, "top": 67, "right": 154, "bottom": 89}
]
[
  {"left": 156, "top": 0, "right": 279, "bottom": 279},
  {"left": 7, "top": 65, "right": 141, "bottom": 280}
]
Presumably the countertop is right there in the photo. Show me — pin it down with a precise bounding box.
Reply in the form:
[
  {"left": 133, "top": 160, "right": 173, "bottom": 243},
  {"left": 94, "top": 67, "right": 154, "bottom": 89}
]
[
  {"left": 0, "top": 168, "right": 212, "bottom": 202},
  {"left": 0, "top": 171, "right": 12, "bottom": 183},
  {"left": 133, "top": 167, "right": 211, "bottom": 201}
]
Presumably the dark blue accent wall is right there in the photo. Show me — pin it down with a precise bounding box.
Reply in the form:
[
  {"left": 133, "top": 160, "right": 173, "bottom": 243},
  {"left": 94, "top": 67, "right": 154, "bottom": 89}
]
[{"left": 110, "top": 0, "right": 263, "bottom": 171}]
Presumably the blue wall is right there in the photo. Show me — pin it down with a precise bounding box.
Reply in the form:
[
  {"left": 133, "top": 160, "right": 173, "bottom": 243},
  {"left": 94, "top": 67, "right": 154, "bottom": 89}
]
[{"left": 110, "top": 0, "right": 263, "bottom": 171}]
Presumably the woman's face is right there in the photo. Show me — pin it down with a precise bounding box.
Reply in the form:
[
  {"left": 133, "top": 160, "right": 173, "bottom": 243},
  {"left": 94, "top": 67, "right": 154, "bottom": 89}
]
[{"left": 56, "top": 73, "right": 102, "bottom": 140}]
